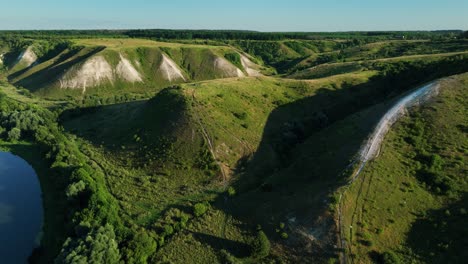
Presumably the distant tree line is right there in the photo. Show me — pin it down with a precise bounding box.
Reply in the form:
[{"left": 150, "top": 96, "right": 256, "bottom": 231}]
[
  {"left": 124, "top": 29, "right": 465, "bottom": 41},
  {"left": 0, "top": 29, "right": 464, "bottom": 41}
]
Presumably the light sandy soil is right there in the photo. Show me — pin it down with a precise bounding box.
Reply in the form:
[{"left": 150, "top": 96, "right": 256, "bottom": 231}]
[
  {"left": 354, "top": 81, "right": 440, "bottom": 178},
  {"left": 16, "top": 47, "right": 37, "bottom": 68},
  {"left": 214, "top": 57, "right": 245, "bottom": 77},
  {"left": 116, "top": 54, "right": 143, "bottom": 82},
  {"left": 59, "top": 56, "right": 113, "bottom": 92},
  {"left": 240, "top": 54, "right": 262, "bottom": 76},
  {"left": 159, "top": 54, "right": 187, "bottom": 82}
]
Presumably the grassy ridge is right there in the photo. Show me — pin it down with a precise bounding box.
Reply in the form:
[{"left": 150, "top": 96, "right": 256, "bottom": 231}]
[
  {"left": 58, "top": 54, "right": 468, "bottom": 262},
  {"left": 1, "top": 34, "right": 467, "bottom": 263},
  {"left": 232, "top": 39, "right": 468, "bottom": 74},
  {"left": 341, "top": 74, "right": 468, "bottom": 263},
  {"left": 57, "top": 72, "right": 378, "bottom": 263},
  {"left": 4, "top": 39, "right": 268, "bottom": 100}
]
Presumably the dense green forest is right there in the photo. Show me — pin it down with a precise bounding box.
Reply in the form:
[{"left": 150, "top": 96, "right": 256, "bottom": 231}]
[{"left": 0, "top": 29, "right": 465, "bottom": 41}]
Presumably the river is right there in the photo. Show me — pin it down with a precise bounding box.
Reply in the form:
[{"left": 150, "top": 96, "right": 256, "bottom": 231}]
[{"left": 0, "top": 152, "right": 43, "bottom": 264}]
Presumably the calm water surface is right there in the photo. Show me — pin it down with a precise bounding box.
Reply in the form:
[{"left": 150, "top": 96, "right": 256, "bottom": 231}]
[{"left": 0, "top": 152, "right": 43, "bottom": 264}]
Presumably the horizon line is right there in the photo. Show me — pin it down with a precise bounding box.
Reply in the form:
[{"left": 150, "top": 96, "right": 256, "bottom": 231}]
[{"left": 0, "top": 28, "right": 465, "bottom": 33}]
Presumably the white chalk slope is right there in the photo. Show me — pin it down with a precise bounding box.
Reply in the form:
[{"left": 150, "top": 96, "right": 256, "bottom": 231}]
[
  {"left": 214, "top": 57, "right": 245, "bottom": 77},
  {"left": 240, "top": 54, "right": 262, "bottom": 77},
  {"left": 353, "top": 81, "right": 440, "bottom": 180},
  {"left": 59, "top": 56, "right": 113, "bottom": 92},
  {"left": 15, "top": 47, "right": 37, "bottom": 68},
  {"left": 116, "top": 54, "right": 143, "bottom": 83},
  {"left": 159, "top": 54, "right": 186, "bottom": 82},
  {"left": 55, "top": 50, "right": 261, "bottom": 92}
]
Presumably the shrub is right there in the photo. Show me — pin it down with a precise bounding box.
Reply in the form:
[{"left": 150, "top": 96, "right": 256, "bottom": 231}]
[
  {"left": 220, "top": 249, "right": 241, "bottom": 264},
  {"left": 163, "top": 224, "right": 174, "bottom": 236},
  {"left": 193, "top": 203, "right": 208, "bottom": 217},
  {"left": 180, "top": 213, "right": 189, "bottom": 226},
  {"left": 224, "top": 52, "right": 243, "bottom": 69},
  {"left": 233, "top": 112, "right": 248, "bottom": 120},
  {"left": 252, "top": 230, "right": 270, "bottom": 259},
  {"left": 227, "top": 186, "right": 236, "bottom": 197},
  {"left": 382, "top": 251, "right": 401, "bottom": 264},
  {"left": 123, "top": 232, "right": 157, "bottom": 264},
  {"left": 55, "top": 224, "right": 121, "bottom": 264},
  {"left": 66, "top": 181, "right": 86, "bottom": 198},
  {"left": 7, "top": 127, "right": 21, "bottom": 141},
  {"left": 360, "top": 239, "right": 373, "bottom": 247},
  {"left": 280, "top": 232, "right": 288, "bottom": 239}
]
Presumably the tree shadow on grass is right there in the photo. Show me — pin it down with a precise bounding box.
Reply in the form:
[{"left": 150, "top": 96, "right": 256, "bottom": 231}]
[
  {"left": 191, "top": 232, "right": 251, "bottom": 258},
  {"left": 13, "top": 46, "right": 105, "bottom": 92},
  {"left": 406, "top": 194, "right": 468, "bottom": 264}
]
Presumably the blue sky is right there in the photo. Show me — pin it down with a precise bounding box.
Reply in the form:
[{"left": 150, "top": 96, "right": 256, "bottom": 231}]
[{"left": 0, "top": 0, "right": 466, "bottom": 31}]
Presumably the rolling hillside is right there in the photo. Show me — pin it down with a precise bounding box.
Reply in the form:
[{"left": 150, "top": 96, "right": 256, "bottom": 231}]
[
  {"left": 340, "top": 73, "right": 468, "bottom": 264},
  {"left": 0, "top": 32, "right": 467, "bottom": 264},
  {"left": 58, "top": 52, "right": 468, "bottom": 262},
  {"left": 3, "top": 38, "right": 266, "bottom": 99}
]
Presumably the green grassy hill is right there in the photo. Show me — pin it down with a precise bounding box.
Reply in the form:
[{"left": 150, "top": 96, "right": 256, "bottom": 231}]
[
  {"left": 57, "top": 54, "right": 468, "bottom": 262},
  {"left": 230, "top": 39, "right": 468, "bottom": 76},
  {"left": 0, "top": 33, "right": 467, "bottom": 264},
  {"left": 4, "top": 39, "right": 268, "bottom": 99},
  {"left": 58, "top": 72, "right": 376, "bottom": 263},
  {"left": 340, "top": 73, "right": 468, "bottom": 264}
]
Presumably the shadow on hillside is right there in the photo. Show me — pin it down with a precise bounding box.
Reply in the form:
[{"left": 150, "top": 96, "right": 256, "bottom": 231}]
[
  {"left": 12, "top": 46, "right": 105, "bottom": 91},
  {"left": 220, "top": 57, "right": 468, "bottom": 225},
  {"left": 211, "top": 64, "right": 468, "bottom": 258},
  {"left": 192, "top": 232, "right": 251, "bottom": 258},
  {"left": 207, "top": 78, "right": 399, "bottom": 260},
  {"left": 406, "top": 194, "right": 468, "bottom": 264},
  {"left": 208, "top": 58, "right": 468, "bottom": 263},
  {"left": 7, "top": 65, "right": 31, "bottom": 81},
  {"left": 60, "top": 100, "right": 145, "bottom": 148},
  {"left": 60, "top": 87, "right": 201, "bottom": 172},
  {"left": 7, "top": 45, "right": 72, "bottom": 81},
  {"left": 234, "top": 76, "right": 402, "bottom": 193}
]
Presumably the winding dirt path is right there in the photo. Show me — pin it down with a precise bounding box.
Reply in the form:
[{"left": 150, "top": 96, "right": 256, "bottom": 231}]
[{"left": 190, "top": 89, "right": 228, "bottom": 186}]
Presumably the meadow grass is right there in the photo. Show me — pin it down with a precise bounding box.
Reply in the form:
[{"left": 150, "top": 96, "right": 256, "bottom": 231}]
[{"left": 341, "top": 73, "right": 468, "bottom": 263}]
